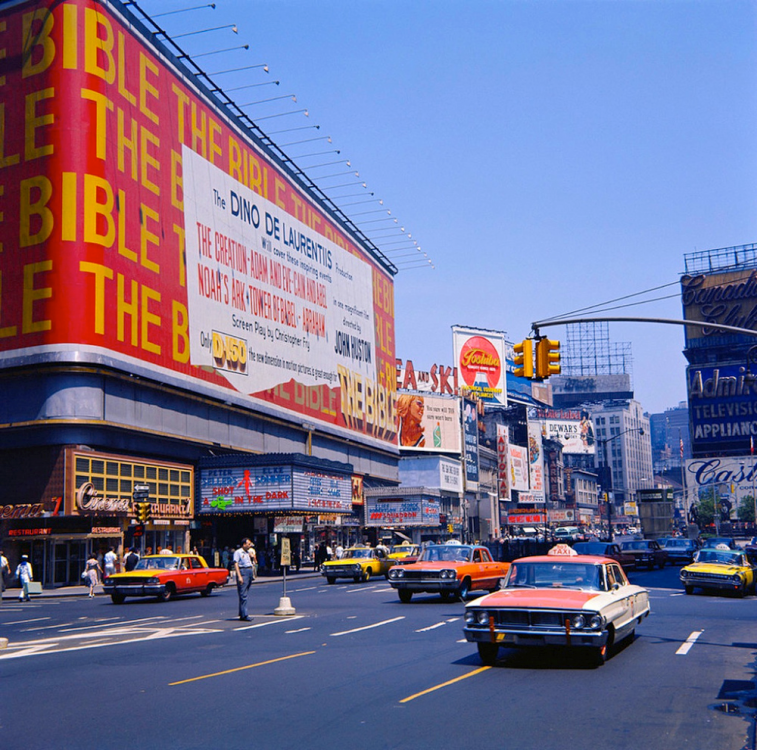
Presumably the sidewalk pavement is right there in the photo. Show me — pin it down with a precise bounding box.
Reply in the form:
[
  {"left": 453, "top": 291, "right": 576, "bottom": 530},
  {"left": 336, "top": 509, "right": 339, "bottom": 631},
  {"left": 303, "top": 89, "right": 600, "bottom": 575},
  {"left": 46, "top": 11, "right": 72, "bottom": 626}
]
[{"left": 1, "top": 568, "right": 322, "bottom": 600}]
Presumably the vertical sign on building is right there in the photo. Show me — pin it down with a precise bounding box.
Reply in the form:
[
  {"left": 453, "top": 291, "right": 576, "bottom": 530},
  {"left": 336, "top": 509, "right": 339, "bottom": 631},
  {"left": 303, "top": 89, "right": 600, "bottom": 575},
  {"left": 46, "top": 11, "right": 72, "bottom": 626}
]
[
  {"left": 527, "top": 422, "right": 545, "bottom": 503},
  {"left": 509, "top": 445, "right": 530, "bottom": 493},
  {"left": 497, "top": 424, "right": 510, "bottom": 502},
  {"left": 462, "top": 398, "right": 480, "bottom": 491}
]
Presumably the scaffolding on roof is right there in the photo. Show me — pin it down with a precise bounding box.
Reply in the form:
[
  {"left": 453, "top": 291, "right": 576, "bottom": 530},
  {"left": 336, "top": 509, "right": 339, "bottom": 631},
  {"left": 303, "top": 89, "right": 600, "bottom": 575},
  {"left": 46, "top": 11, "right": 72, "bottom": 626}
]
[
  {"left": 683, "top": 243, "right": 757, "bottom": 275},
  {"left": 561, "top": 322, "right": 633, "bottom": 377}
]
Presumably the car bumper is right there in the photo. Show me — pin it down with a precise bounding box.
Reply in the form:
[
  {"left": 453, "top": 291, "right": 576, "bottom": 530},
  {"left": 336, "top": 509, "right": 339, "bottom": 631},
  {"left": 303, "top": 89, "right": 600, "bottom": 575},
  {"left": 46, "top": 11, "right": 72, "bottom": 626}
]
[
  {"left": 680, "top": 576, "right": 745, "bottom": 591},
  {"left": 463, "top": 625, "right": 608, "bottom": 648},
  {"left": 103, "top": 583, "right": 165, "bottom": 597},
  {"left": 389, "top": 580, "right": 460, "bottom": 593}
]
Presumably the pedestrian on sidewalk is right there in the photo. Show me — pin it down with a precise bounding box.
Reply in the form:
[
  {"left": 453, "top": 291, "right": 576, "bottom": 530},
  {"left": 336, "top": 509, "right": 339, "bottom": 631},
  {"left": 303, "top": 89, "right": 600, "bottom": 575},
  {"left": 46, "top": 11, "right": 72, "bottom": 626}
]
[
  {"left": 103, "top": 547, "right": 117, "bottom": 578},
  {"left": 15, "top": 555, "right": 33, "bottom": 601},
  {"left": 84, "top": 553, "right": 102, "bottom": 598},
  {"left": 0, "top": 549, "right": 9, "bottom": 601},
  {"left": 124, "top": 547, "right": 140, "bottom": 571},
  {"left": 233, "top": 538, "right": 257, "bottom": 622}
]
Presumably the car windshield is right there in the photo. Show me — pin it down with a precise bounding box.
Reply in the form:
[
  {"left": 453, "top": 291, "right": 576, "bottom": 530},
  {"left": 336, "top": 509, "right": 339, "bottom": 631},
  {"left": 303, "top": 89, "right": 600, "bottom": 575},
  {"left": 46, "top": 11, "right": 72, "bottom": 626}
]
[
  {"left": 665, "top": 539, "right": 694, "bottom": 549},
  {"left": 506, "top": 561, "right": 604, "bottom": 591},
  {"left": 419, "top": 546, "right": 472, "bottom": 563},
  {"left": 622, "top": 541, "right": 651, "bottom": 550},
  {"left": 344, "top": 549, "right": 374, "bottom": 559},
  {"left": 134, "top": 556, "right": 180, "bottom": 571},
  {"left": 695, "top": 550, "right": 744, "bottom": 566}
]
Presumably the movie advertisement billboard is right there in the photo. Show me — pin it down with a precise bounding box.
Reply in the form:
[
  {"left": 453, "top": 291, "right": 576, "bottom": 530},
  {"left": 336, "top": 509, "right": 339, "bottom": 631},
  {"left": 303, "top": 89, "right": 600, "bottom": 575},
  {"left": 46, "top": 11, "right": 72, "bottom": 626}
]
[
  {"left": 365, "top": 498, "right": 441, "bottom": 527},
  {"left": 509, "top": 444, "right": 530, "bottom": 492},
  {"left": 529, "top": 408, "right": 595, "bottom": 454},
  {"left": 395, "top": 393, "right": 461, "bottom": 452},
  {"left": 452, "top": 326, "right": 507, "bottom": 406},
  {"left": 0, "top": 0, "right": 396, "bottom": 450},
  {"left": 527, "top": 421, "right": 545, "bottom": 501}
]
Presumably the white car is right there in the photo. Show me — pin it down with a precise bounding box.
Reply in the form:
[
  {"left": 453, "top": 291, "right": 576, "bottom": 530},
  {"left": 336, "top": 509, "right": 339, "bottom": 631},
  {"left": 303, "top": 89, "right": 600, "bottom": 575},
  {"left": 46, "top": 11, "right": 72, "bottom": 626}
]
[{"left": 463, "top": 544, "right": 650, "bottom": 666}]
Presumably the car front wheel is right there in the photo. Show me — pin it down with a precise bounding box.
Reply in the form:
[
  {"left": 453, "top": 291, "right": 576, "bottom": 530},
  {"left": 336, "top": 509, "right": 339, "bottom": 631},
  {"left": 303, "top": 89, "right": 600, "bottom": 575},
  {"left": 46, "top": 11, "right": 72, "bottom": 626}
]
[
  {"left": 158, "top": 584, "right": 175, "bottom": 602},
  {"left": 363, "top": 568, "right": 372, "bottom": 583},
  {"left": 684, "top": 585, "right": 694, "bottom": 595},
  {"left": 111, "top": 593, "right": 125, "bottom": 605},
  {"left": 398, "top": 589, "right": 412, "bottom": 603},
  {"left": 477, "top": 642, "right": 499, "bottom": 666},
  {"left": 456, "top": 578, "right": 471, "bottom": 601},
  {"left": 200, "top": 584, "right": 214, "bottom": 597}
]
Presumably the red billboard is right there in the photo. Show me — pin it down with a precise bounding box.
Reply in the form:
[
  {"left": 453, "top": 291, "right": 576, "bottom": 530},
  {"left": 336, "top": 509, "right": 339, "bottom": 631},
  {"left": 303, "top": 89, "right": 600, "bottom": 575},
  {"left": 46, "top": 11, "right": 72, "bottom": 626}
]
[{"left": 0, "top": 0, "right": 397, "bottom": 449}]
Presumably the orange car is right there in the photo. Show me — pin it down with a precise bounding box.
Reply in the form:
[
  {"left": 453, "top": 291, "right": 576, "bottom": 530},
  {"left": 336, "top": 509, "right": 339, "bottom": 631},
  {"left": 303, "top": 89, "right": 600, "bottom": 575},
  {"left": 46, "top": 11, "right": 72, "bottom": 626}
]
[
  {"left": 103, "top": 554, "right": 229, "bottom": 604},
  {"left": 387, "top": 543, "right": 509, "bottom": 602}
]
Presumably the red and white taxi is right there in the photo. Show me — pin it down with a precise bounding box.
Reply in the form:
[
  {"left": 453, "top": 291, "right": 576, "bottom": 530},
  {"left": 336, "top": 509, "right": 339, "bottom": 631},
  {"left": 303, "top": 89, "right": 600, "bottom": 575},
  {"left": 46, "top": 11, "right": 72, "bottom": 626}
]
[{"left": 463, "top": 544, "right": 650, "bottom": 666}]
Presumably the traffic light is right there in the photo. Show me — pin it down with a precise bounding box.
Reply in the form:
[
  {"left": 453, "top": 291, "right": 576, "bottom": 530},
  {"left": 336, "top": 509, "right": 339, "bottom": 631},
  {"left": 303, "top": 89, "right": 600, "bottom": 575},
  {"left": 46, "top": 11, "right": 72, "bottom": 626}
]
[
  {"left": 535, "top": 338, "right": 561, "bottom": 380},
  {"left": 513, "top": 339, "right": 534, "bottom": 379},
  {"left": 134, "top": 501, "right": 151, "bottom": 524}
]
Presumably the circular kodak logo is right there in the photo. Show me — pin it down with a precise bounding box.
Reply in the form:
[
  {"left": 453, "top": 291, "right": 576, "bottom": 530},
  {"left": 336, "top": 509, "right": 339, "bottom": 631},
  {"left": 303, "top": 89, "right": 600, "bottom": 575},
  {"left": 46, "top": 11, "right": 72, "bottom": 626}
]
[{"left": 458, "top": 336, "right": 501, "bottom": 387}]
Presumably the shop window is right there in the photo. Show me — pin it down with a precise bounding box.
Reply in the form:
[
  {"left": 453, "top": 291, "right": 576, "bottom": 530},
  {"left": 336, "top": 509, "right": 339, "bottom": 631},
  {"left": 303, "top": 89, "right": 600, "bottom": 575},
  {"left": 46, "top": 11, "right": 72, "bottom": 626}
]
[{"left": 106, "top": 462, "right": 119, "bottom": 476}]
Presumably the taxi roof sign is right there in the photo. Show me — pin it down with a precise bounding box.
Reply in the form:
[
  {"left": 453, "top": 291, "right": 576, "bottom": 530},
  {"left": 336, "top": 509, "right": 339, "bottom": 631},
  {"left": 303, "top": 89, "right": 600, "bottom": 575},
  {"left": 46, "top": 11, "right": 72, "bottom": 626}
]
[{"left": 548, "top": 544, "right": 578, "bottom": 557}]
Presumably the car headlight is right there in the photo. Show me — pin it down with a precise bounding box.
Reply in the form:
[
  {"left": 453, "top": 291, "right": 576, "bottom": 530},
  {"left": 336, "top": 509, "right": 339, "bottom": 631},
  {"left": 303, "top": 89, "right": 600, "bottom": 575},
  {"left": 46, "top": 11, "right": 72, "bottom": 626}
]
[
  {"left": 588, "top": 614, "right": 603, "bottom": 630},
  {"left": 465, "top": 610, "right": 477, "bottom": 624},
  {"left": 681, "top": 569, "right": 689, "bottom": 577},
  {"left": 353, "top": 564, "right": 362, "bottom": 572},
  {"left": 569, "top": 614, "right": 586, "bottom": 630},
  {"left": 148, "top": 577, "right": 160, "bottom": 585},
  {"left": 320, "top": 564, "right": 326, "bottom": 572},
  {"left": 440, "top": 569, "right": 456, "bottom": 580},
  {"left": 389, "top": 568, "right": 403, "bottom": 579},
  {"left": 732, "top": 574, "right": 742, "bottom": 582},
  {"left": 477, "top": 611, "right": 489, "bottom": 625}
]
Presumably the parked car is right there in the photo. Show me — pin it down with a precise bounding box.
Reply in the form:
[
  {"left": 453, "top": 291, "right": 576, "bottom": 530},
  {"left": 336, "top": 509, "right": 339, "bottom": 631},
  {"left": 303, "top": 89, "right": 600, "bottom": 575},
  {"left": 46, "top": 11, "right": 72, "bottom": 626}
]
[
  {"left": 387, "top": 544, "right": 509, "bottom": 602},
  {"left": 680, "top": 546, "right": 755, "bottom": 597},
  {"left": 388, "top": 543, "right": 421, "bottom": 565},
  {"left": 463, "top": 544, "right": 650, "bottom": 666},
  {"left": 321, "top": 546, "right": 391, "bottom": 583},
  {"left": 573, "top": 541, "right": 636, "bottom": 569},
  {"left": 619, "top": 539, "right": 668, "bottom": 569},
  {"left": 663, "top": 538, "right": 699, "bottom": 565},
  {"left": 103, "top": 554, "right": 228, "bottom": 604}
]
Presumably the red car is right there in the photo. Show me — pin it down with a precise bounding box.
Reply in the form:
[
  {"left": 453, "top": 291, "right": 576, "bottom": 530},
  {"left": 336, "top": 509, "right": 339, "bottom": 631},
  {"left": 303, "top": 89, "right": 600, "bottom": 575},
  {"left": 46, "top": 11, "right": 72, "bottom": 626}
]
[{"left": 103, "top": 554, "right": 229, "bottom": 604}]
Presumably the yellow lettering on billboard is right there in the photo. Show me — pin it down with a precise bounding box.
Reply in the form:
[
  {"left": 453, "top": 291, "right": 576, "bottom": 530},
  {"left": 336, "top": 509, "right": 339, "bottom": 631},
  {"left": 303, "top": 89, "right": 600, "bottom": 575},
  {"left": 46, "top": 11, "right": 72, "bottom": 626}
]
[
  {"left": 140, "top": 127, "right": 160, "bottom": 195},
  {"left": 173, "top": 223, "right": 186, "bottom": 286},
  {"left": 139, "top": 53, "right": 159, "bottom": 125},
  {"left": 19, "top": 175, "right": 53, "bottom": 247},
  {"left": 172, "top": 301, "right": 189, "bottom": 363},
  {"left": 81, "top": 88, "right": 113, "bottom": 161},
  {"left": 171, "top": 150, "right": 183, "bottom": 210},
  {"left": 62, "top": 4, "right": 78, "bottom": 70},
  {"left": 171, "top": 84, "right": 189, "bottom": 145},
  {"left": 117, "top": 273, "right": 138, "bottom": 345},
  {"left": 117, "top": 189, "right": 136, "bottom": 262},
  {"left": 117, "top": 32, "right": 136, "bottom": 105},
  {"left": 141, "top": 285, "right": 161, "bottom": 355},
  {"left": 79, "top": 261, "right": 113, "bottom": 335},
  {"left": 22, "top": 260, "right": 52, "bottom": 333},
  {"left": 84, "top": 8, "right": 115, "bottom": 84},
  {"left": 83, "top": 173, "right": 115, "bottom": 247},
  {"left": 0, "top": 270, "right": 18, "bottom": 338},
  {"left": 22, "top": 9, "right": 54, "bottom": 79},
  {"left": 191, "top": 102, "right": 207, "bottom": 159},
  {"left": 117, "top": 108, "right": 138, "bottom": 180},
  {"left": 0, "top": 103, "right": 20, "bottom": 167},
  {"left": 60, "top": 172, "right": 77, "bottom": 241},
  {"left": 140, "top": 203, "right": 160, "bottom": 273}
]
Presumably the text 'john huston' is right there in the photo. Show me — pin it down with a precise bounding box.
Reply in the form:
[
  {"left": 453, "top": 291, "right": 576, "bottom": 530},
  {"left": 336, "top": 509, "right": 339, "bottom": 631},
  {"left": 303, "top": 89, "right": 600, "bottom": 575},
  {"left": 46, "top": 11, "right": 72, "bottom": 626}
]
[{"left": 334, "top": 330, "right": 372, "bottom": 363}]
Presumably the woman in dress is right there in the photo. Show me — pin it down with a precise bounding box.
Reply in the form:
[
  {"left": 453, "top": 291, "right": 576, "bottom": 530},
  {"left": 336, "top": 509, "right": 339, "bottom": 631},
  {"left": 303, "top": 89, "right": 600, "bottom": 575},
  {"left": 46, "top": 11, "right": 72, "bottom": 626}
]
[{"left": 84, "top": 552, "right": 102, "bottom": 598}]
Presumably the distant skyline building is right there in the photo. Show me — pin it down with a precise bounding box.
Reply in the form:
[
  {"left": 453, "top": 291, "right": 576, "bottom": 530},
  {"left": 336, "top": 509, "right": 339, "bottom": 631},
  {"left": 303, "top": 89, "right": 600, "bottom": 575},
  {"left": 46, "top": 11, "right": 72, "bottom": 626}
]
[{"left": 649, "top": 402, "right": 691, "bottom": 473}]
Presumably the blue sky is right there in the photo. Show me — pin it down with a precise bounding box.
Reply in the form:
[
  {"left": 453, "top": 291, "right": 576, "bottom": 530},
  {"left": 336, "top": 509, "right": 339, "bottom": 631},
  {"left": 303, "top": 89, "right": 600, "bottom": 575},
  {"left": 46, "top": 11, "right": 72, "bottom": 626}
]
[{"left": 143, "top": 0, "right": 757, "bottom": 414}]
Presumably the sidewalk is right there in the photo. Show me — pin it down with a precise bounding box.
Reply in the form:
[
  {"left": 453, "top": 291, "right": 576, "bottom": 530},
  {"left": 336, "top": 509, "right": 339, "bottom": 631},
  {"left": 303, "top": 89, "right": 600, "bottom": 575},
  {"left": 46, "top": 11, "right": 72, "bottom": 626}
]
[{"left": 1, "top": 569, "right": 322, "bottom": 600}]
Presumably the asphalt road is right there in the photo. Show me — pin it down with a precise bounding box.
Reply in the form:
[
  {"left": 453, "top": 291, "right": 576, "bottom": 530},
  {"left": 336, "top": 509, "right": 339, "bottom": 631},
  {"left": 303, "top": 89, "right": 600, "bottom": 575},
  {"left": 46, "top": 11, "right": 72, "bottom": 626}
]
[{"left": 1, "top": 566, "right": 755, "bottom": 750}]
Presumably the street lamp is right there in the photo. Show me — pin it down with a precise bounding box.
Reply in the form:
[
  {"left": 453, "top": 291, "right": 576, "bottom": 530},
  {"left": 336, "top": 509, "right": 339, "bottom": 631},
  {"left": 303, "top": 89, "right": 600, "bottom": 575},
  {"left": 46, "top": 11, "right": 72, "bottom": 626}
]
[{"left": 597, "top": 427, "right": 644, "bottom": 541}]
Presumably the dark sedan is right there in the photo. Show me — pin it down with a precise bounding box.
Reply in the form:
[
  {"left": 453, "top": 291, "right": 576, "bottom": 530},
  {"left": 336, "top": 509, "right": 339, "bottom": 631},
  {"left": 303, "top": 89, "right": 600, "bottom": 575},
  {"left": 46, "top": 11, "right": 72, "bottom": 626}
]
[
  {"left": 663, "top": 538, "right": 699, "bottom": 564},
  {"left": 620, "top": 539, "right": 668, "bottom": 570},
  {"left": 573, "top": 541, "right": 636, "bottom": 569},
  {"left": 701, "top": 536, "right": 737, "bottom": 550}
]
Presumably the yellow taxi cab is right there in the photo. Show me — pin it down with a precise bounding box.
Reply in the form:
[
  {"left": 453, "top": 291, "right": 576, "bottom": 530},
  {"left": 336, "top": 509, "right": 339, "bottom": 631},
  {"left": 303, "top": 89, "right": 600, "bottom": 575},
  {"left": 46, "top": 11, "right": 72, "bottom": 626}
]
[
  {"left": 680, "top": 544, "right": 755, "bottom": 597},
  {"left": 321, "top": 546, "right": 391, "bottom": 583},
  {"left": 388, "top": 543, "right": 421, "bottom": 564}
]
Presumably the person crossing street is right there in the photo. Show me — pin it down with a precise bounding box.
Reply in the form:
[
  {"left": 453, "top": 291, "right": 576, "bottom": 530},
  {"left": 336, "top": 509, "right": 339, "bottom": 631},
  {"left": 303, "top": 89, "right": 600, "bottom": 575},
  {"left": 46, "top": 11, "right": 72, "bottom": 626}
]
[{"left": 233, "top": 538, "right": 257, "bottom": 622}]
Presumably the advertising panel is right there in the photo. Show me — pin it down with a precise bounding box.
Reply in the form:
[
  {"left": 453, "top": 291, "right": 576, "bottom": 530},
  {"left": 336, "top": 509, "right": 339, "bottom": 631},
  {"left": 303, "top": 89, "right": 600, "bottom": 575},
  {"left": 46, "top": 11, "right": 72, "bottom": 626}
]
[
  {"left": 398, "top": 455, "right": 463, "bottom": 492},
  {"left": 527, "top": 421, "right": 545, "bottom": 501},
  {"left": 462, "top": 398, "right": 480, "bottom": 490},
  {"left": 688, "top": 364, "right": 757, "bottom": 453},
  {"left": 529, "top": 408, "right": 595, "bottom": 454},
  {"left": 198, "top": 464, "right": 351, "bottom": 513},
  {"left": 0, "top": 0, "right": 396, "bottom": 450},
  {"left": 685, "top": 456, "right": 757, "bottom": 509},
  {"left": 681, "top": 269, "right": 757, "bottom": 348},
  {"left": 395, "top": 393, "right": 461, "bottom": 452},
  {"left": 452, "top": 327, "right": 507, "bottom": 406},
  {"left": 396, "top": 359, "right": 458, "bottom": 394},
  {"left": 509, "top": 444, "right": 530, "bottom": 492},
  {"left": 365, "top": 499, "right": 441, "bottom": 527}
]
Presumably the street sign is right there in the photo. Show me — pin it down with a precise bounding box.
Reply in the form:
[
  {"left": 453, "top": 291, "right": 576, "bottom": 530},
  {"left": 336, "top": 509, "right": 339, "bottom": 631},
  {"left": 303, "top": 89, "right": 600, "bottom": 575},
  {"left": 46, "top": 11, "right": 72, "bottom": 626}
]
[
  {"left": 280, "top": 537, "right": 291, "bottom": 567},
  {"left": 133, "top": 484, "right": 150, "bottom": 500}
]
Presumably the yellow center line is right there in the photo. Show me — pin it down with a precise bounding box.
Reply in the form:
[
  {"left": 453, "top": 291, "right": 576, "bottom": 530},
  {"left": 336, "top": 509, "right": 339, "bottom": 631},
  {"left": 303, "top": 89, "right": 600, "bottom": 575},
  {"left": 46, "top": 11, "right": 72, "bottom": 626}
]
[
  {"left": 399, "top": 666, "right": 491, "bottom": 703},
  {"left": 169, "top": 651, "right": 316, "bottom": 685}
]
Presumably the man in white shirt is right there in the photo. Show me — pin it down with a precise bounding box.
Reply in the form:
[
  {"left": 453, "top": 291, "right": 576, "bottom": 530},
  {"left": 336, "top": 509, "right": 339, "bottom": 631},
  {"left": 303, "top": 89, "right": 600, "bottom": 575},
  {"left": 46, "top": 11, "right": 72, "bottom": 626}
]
[
  {"left": 233, "top": 538, "right": 257, "bottom": 622},
  {"left": 103, "top": 547, "right": 117, "bottom": 578}
]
